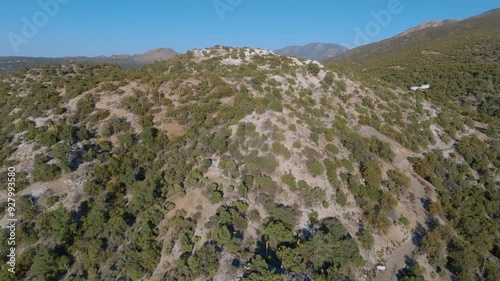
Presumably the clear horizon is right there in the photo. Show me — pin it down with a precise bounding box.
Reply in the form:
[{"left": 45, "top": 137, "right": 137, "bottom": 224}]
[{"left": 1, "top": 0, "right": 498, "bottom": 57}]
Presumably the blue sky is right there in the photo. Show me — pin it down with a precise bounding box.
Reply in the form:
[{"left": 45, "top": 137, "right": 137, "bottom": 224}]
[{"left": 0, "top": 0, "right": 498, "bottom": 57}]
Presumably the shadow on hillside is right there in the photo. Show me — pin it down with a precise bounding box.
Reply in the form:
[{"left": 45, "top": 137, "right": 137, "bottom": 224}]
[{"left": 412, "top": 223, "right": 427, "bottom": 247}]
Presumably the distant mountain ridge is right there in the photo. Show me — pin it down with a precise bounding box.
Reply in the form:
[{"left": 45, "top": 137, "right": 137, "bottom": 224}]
[
  {"left": 328, "top": 8, "right": 499, "bottom": 130},
  {"left": 275, "top": 43, "right": 349, "bottom": 61},
  {"left": 0, "top": 48, "right": 178, "bottom": 74},
  {"left": 106, "top": 48, "right": 178, "bottom": 64},
  {"left": 396, "top": 19, "right": 459, "bottom": 37},
  {"left": 330, "top": 8, "right": 500, "bottom": 65}
]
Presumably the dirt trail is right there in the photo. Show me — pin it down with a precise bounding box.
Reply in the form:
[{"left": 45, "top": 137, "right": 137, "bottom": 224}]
[{"left": 376, "top": 239, "right": 415, "bottom": 281}]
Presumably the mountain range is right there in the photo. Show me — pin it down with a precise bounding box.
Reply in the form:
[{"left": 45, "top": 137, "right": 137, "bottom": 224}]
[
  {"left": 274, "top": 43, "right": 349, "bottom": 61},
  {"left": 2, "top": 9, "right": 500, "bottom": 74},
  {"left": 0, "top": 48, "right": 178, "bottom": 74}
]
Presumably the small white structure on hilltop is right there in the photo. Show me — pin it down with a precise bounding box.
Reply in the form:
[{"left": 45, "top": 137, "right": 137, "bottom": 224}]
[
  {"left": 377, "top": 265, "right": 387, "bottom": 271},
  {"left": 410, "top": 84, "right": 430, "bottom": 91}
]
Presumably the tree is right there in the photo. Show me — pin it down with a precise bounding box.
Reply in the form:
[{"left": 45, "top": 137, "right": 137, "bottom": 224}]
[
  {"left": 31, "top": 246, "right": 69, "bottom": 280},
  {"left": 298, "top": 217, "right": 364, "bottom": 272},
  {"left": 38, "top": 207, "right": 76, "bottom": 244},
  {"left": 277, "top": 246, "right": 306, "bottom": 273},
  {"left": 358, "top": 228, "right": 374, "bottom": 250},
  {"left": 179, "top": 230, "right": 194, "bottom": 253},
  {"left": 140, "top": 126, "right": 159, "bottom": 146},
  {"left": 213, "top": 224, "right": 232, "bottom": 246},
  {"left": 33, "top": 155, "right": 61, "bottom": 182},
  {"left": 53, "top": 142, "right": 72, "bottom": 172},
  {"left": 422, "top": 228, "right": 445, "bottom": 267},
  {"left": 264, "top": 220, "right": 294, "bottom": 249},
  {"left": 245, "top": 255, "right": 283, "bottom": 281}
]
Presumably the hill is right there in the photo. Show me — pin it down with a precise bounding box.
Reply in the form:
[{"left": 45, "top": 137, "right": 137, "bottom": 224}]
[
  {"left": 275, "top": 43, "right": 349, "bottom": 61},
  {"left": 330, "top": 9, "right": 499, "bottom": 64},
  {"left": 0, "top": 48, "right": 178, "bottom": 74},
  {"left": 0, "top": 46, "right": 498, "bottom": 281},
  {"left": 328, "top": 8, "right": 500, "bottom": 132}
]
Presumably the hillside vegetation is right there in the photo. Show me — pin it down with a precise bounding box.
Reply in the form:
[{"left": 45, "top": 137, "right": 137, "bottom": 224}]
[{"left": 0, "top": 44, "right": 498, "bottom": 281}]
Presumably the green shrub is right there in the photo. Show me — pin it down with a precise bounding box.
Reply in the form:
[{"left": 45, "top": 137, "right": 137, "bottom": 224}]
[
  {"left": 37, "top": 130, "right": 60, "bottom": 146},
  {"left": 219, "top": 158, "right": 238, "bottom": 175},
  {"left": 255, "top": 175, "right": 277, "bottom": 191},
  {"left": 310, "top": 133, "right": 319, "bottom": 144},
  {"left": 269, "top": 101, "right": 283, "bottom": 112},
  {"left": 237, "top": 183, "right": 248, "bottom": 197},
  {"left": 307, "top": 63, "right": 320, "bottom": 76},
  {"left": 325, "top": 143, "right": 340, "bottom": 154},
  {"left": 293, "top": 140, "right": 302, "bottom": 148},
  {"left": 387, "top": 170, "right": 410, "bottom": 189},
  {"left": 272, "top": 142, "right": 292, "bottom": 159},
  {"left": 336, "top": 188, "right": 347, "bottom": 206},
  {"left": 83, "top": 181, "right": 103, "bottom": 196},
  {"left": 46, "top": 196, "right": 59, "bottom": 207},
  {"left": 368, "top": 137, "right": 395, "bottom": 162},
  {"left": 306, "top": 159, "right": 324, "bottom": 177},
  {"left": 399, "top": 215, "right": 410, "bottom": 226},
  {"left": 360, "top": 159, "right": 381, "bottom": 188},
  {"left": 249, "top": 209, "right": 261, "bottom": 222},
  {"left": 281, "top": 173, "right": 296, "bottom": 189},
  {"left": 323, "top": 72, "right": 334, "bottom": 86},
  {"left": 254, "top": 155, "right": 279, "bottom": 175}
]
